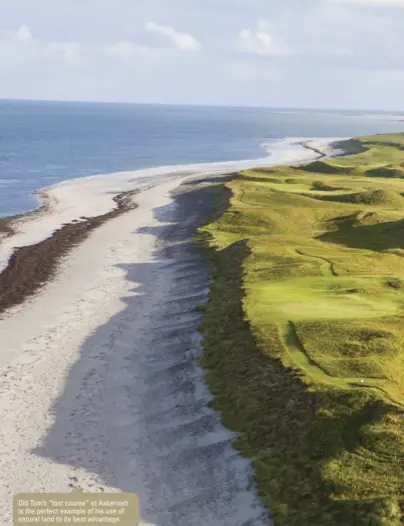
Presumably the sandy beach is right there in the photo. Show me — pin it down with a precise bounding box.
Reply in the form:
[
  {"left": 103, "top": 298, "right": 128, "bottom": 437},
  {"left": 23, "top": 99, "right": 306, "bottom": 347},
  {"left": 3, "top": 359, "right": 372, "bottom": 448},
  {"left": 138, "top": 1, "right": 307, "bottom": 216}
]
[{"left": 0, "top": 138, "right": 341, "bottom": 525}]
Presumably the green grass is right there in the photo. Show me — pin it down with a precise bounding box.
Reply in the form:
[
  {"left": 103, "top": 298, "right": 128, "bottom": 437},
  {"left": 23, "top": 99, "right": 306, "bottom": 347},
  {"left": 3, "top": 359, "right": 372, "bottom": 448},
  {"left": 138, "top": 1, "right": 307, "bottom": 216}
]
[
  {"left": 366, "top": 167, "right": 404, "bottom": 179},
  {"left": 197, "top": 133, "right": 404, "bottom": 525},
  {"left": 301, "top": 160, "right": 353, "bottom": 175},
  {"left": 304, "top": 188, "right": 404, "bottom": 207}
]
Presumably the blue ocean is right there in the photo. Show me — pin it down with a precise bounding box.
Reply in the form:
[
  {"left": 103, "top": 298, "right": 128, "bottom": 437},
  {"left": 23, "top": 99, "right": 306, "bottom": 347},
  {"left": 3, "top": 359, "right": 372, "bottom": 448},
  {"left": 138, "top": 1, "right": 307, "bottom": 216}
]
[{"left": 0, "top": 100, "right": 404, "bottom": 217}]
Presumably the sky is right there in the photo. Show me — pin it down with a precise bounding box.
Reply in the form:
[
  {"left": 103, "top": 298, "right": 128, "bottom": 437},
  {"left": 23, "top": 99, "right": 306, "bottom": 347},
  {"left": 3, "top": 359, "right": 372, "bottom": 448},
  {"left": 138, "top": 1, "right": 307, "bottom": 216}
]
[{"left": 0, "top": 0, "right": 404, "bottom": 110}]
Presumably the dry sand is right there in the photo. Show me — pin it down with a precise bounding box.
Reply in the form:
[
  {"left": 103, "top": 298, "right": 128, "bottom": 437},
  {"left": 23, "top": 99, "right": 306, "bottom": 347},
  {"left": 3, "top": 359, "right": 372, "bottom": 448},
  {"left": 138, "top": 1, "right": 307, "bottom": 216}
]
[{"left": 0, "top": 139, "right": 340, "bottom": 525}]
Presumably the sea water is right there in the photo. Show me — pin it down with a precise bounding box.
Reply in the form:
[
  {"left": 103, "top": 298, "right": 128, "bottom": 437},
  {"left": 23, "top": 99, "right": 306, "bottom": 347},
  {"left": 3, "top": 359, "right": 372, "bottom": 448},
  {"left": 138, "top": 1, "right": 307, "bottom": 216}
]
[{"left": 0, "top": 99, "right": 403, "bottom": 217}]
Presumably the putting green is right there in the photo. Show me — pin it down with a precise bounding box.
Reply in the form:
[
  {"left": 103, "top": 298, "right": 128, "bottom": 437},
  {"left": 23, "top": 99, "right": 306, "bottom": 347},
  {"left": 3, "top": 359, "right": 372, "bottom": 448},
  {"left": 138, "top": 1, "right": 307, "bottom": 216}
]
[{"left": 248, "top": 275, "right": 400, "bottom": 323}]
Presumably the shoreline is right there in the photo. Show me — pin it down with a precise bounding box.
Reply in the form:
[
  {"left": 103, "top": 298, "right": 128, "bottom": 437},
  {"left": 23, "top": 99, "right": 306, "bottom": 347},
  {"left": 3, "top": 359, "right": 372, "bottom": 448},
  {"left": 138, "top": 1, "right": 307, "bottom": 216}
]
[
  {"left": 0, "top": 190, "right": 137, "bottom": 316},
  {"left": 0, "top": 172, "right": 271, "bottom": 525},
  {"left": 0, "top": 137, "right": 345, "bottom": 316},
  {"left": 0, "top": 136, "right": 342, "bottom": 525},
  {"left": 0, "top": 137, "right": 345, "bottom": 270}
]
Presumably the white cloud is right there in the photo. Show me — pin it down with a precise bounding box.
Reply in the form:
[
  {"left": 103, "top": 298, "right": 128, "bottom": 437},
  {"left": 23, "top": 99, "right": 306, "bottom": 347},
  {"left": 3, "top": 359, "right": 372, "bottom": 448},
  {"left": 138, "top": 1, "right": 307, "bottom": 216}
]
[
  {"left": 256, "top": 32, "right": 273, "bottom": 48},
  {"left": 0, "top": 0, "right": 403, "bottom": 108},
  {"left": 238, "top": 22, "right": 275, "bottom": 55},
  {"left": 5, "top": 24, "right": 33, "bottom": 42},
  {"left": 0, "top": 24, "right": 156, "bottom": 68},
  {"left": 237, "top": 19, "right": 354, "bottom": 59},
  {"left": 2, "top": 25, "right": 81, "bottom": 62},
  {"left": 15, "top": 24, "right": 32, "bottom": 42},
  {"left": 0, "top": 24, "right": 160, "bottom": 80},
  {"left": 145, "top": 21, "right": 200, "bottom": 51}
]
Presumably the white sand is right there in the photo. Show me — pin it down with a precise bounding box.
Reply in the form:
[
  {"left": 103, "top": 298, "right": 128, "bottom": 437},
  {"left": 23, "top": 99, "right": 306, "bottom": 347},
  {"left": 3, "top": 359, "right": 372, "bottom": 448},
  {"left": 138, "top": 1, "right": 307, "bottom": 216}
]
[
  {"left": 0, "top": 138, "right": 342, "bottom": 525},
  {"left": 0, "top": 137, "right": 346, "bottom": 271}
]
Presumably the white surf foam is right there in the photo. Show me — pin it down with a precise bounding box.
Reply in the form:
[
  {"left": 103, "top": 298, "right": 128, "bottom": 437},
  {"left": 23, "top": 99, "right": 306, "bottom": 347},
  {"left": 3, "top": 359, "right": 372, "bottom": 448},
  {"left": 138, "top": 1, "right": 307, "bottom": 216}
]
[{"left": 0, "top": 137, "right": 344, "bottom": 271}]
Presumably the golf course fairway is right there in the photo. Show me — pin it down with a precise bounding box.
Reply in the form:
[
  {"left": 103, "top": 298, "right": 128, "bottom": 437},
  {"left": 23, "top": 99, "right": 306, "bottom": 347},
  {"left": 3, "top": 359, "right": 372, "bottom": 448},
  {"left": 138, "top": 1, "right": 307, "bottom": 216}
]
[{"left": 197, "top": 134, "right": 404, "bottom": 526}]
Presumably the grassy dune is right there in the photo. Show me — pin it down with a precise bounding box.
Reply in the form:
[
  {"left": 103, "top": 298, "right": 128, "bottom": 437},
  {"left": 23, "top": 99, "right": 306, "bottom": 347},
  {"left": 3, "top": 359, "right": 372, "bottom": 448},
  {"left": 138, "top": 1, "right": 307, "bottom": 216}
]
[{"left": 197, "top": 134, "right": 404, "bottom": 525}]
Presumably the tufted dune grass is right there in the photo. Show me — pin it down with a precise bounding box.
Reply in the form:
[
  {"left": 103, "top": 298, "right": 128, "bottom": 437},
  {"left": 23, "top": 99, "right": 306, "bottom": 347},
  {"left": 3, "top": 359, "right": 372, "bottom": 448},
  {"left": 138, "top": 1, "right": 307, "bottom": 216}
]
[{"left": 196, "top": 134, "right": 404, "bottom": 525}]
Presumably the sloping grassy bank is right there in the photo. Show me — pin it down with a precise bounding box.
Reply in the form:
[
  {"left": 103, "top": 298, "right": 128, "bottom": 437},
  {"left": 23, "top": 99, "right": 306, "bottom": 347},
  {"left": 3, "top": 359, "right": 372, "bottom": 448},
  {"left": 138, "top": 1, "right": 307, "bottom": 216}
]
[{"left": 196, "top": 134, "right": 404, "bottom": 525}]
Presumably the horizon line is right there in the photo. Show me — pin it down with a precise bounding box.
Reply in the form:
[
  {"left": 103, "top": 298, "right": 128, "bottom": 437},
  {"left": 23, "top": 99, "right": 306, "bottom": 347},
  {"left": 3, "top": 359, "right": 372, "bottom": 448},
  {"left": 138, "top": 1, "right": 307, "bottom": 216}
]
[{"left": 0, "top": 97, "right": 403, "bottom": 115}]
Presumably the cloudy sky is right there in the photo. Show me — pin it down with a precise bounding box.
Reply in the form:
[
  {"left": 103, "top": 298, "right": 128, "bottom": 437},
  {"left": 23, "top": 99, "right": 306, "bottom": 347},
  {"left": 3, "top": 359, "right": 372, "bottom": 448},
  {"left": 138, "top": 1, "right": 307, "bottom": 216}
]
[{"left": 0, "top": 0, "right": 403, "bottom": 109}]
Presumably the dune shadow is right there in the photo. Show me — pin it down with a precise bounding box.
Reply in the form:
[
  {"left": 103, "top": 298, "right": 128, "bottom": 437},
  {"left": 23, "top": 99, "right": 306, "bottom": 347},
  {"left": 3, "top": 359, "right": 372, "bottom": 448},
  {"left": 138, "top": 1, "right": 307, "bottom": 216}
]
[
  {"left": 318, "top": 218, "right": 404, "bottom": 252},
  {"left": 32, "top": 184, "right": 270, "bottom": 526},
  {"left": 236, "top": 174, "right": 282, "bottom": 184},
  {"left": 181, "top": 174, "right": 235, "bottom": 186}
]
